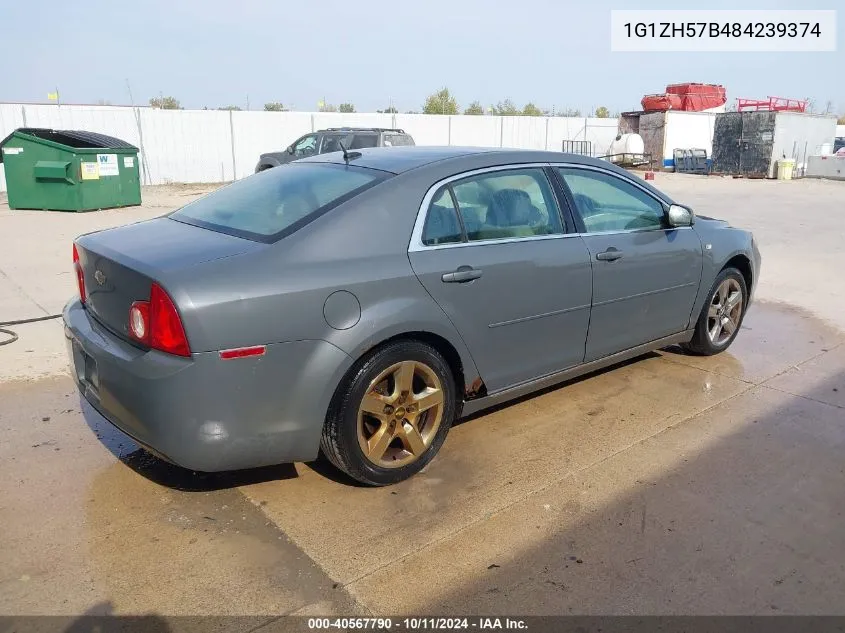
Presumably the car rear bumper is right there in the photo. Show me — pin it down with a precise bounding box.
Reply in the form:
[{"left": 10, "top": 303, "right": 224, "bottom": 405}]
[{"left": 63, "top": 299, "right": 353, "bottom": 472}]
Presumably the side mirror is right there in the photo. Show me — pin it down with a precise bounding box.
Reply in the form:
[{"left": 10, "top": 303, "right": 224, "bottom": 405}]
[
  {"left": 286, "top": 145, "right": 294, "bottom": 155},
  {"left": 667, "top": 204, "right": 695, "bottom": 227}
]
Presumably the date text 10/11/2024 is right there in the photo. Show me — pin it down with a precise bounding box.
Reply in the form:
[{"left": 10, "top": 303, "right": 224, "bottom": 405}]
[{"left": 307, "top": 618, "right": 528, "bottom": 630}]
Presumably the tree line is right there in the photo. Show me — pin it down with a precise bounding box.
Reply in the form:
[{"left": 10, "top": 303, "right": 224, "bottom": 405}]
[
  {"left": 148, "top": 94, "right": 844, "bottom": 122},
  {"left": 421, "top": 88, "right": 611, "bottom": 118},
  {"left": 148, "top": 92, "right": 615, "bottom": 118}
]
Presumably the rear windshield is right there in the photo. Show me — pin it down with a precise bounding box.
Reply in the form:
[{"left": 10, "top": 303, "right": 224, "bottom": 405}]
[{"left": 170, "top": 163, "right": 386, "bottom": 242}]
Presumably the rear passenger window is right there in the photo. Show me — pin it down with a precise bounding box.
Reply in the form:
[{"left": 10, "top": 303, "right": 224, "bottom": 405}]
[
  {"left": 451, "top": 168, "right": 562, "bottom": 241},
  {"left": 350, "top": 134, "right": 379, "bottom": 149},
  {"left": 422, "top": 187, "right": 463, "bottom": 246}
]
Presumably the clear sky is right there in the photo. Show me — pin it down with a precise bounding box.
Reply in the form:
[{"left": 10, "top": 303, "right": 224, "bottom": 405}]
[{"left": 1, "top": 0, "right": 842, "bottom": 114}]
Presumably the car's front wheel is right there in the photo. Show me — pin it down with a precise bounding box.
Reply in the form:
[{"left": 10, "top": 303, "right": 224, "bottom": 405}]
[
  {"left": 321, "top": 340, "right": 457, "bottom": 486},
  {"left": 682, "top": 267, "right": 748, "bottom": 356}
]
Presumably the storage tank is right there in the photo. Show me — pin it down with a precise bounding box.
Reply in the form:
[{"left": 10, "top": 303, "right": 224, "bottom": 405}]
[{"left": 608, "top": 133, "right": 645, "bottom": 162}]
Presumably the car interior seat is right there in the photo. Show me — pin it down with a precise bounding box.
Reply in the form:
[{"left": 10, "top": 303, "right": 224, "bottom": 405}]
[
  {"left": 424, "top": 204, "right": 461, "bottom": 244},
  {"left": 481, "top": 189, "right": 543, "bottom": 238}
]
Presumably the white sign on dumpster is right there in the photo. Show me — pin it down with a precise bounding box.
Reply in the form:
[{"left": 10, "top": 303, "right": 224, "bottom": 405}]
[
  {"left": 96, "top": 154, "right": 119, "bottom": 176},
  {"left": 80, "top": 162, "right": 99, "bottom": 180}
]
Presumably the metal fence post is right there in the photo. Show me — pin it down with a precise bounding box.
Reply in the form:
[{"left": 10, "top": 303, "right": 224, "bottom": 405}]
[
  {"left": 499, "top": 117, "right": 504, "bottom": 147},
  {"left": 228, "top": 109, "right": 237, "bottom": 181},
  {"left": 21, "top": 105, "right": 27, "bottom": 127},
  {"left": 448, "top": 116, "right": 452, "bottom": 146},
  {"left": 134, "top": 107, "right": 151, "bottom": 185},
  {"left": 544, "top": 117, "right": 549, "bottom": 150}
]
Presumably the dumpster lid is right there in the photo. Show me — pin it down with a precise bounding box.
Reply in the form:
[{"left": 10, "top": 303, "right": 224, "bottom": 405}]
[{"left": 0, "top": 127, "right": 137, "bottom": 162}]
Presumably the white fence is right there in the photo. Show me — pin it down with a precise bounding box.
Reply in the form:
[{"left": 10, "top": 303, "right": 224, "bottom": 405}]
[{"left": 0, "top": 104, "right": 620, "bottom": 192}]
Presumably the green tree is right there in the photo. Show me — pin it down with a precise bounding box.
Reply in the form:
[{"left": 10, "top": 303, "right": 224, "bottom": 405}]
[
  {"left": 264, "top": 102, "right": 288, "bottom": 112},
  {"left": 492, "top": 99, "right": 520, "bottom": 116},
  {"left": 319, "top": 103, "right": 338, "bottom": 113},
  {"left": 464, "top": 101, "right": 485, "bottom": 115},
  {"left": 339, "top": 103, "right": 356, "bottom": 113},
  {"left": 378, "top": 105, "right": 398, "bottom": 114},
  {"left": 594, "top": 106, "right": 610, "bottom": 118},
  {"left": 522, "top": 102, "right": 543, "bottom": 117},
  {"left": 838, "top": 114, "right": 845, "bottom": 125},
  {"left": 149, "top": 96, "right": 181, "bottom": 109},
  {"left": 423, "top": 88, "right": 459, "bottom": 115},
  {"left": 557, "top": 108, "right": 582, "bottom": 117},
  {"left": 217, "top": 105, "right": 242, "bottom": 111}
]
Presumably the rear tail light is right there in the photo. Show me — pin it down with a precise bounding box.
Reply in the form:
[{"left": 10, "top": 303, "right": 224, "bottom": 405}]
[
  {"left": 127, "top": 283, "right": 191, "bottom": 357},
  {"left": 73, "top": 243, "right": 86, "bottom": 304}
]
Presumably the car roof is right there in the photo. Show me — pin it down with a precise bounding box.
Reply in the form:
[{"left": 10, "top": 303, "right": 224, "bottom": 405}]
[
  {"left": 297, "top": 146, "right": 617, "bottom": 175},
  {"left": 319, "top": 127, "right": 408, "bottom": 134}
]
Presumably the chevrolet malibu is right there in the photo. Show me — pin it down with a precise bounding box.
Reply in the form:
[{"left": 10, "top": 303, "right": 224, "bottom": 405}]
[{"left": 65, "top": 147, "right": 761, "bottom": 486}]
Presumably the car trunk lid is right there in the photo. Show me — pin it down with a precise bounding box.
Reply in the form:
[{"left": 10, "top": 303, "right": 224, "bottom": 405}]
[{"left": 75, "top": 217, "right": 263, "bottom": 342}]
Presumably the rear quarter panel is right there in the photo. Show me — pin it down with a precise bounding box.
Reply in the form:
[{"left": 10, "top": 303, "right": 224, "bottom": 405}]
[{"left": 161, "top": 172, "right": 483, "bottom": 391}]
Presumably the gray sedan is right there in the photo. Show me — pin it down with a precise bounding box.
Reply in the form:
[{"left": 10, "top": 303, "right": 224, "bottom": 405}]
[{"left": 64, "top": 147, "right": 761, "bottom": 485}]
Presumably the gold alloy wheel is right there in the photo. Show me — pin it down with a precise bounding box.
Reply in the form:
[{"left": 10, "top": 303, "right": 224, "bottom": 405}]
[{"left": 357, "top": 360, "right": 445, "bottom": 468}]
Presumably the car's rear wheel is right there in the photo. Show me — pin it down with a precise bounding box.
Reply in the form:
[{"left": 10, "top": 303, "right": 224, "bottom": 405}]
[
  {"left": 682, "top": 267, "right": 748, "bottom": 356},
  {"left": 321, "top": 340, "right": 456, "bottom": 486}
]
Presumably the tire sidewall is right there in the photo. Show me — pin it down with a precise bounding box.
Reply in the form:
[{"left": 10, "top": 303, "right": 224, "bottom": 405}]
[
  {"left": 696, "top": 267, "right": 748, "bottom": 353},
  {"left": 336, "top": 342, "right": 456, "bottom": 485}
]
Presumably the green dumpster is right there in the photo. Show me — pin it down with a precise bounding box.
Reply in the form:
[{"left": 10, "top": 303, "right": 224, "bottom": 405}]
[{"left": 0, "top": 128, "right": 141, "bottom": 211}]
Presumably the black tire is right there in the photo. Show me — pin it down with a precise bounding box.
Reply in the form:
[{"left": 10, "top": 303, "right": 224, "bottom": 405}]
[
  {"left": 682, "top": 267, "right": 748, "bottom": 356},
  {"left": 320, "top": 340, "right": 457, "bottom": 486}
]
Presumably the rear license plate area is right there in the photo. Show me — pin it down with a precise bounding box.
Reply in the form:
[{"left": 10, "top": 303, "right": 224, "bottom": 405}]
[
  {"left": 84, "top": 352, "right": 99, "bottom": 391},
  {"left": 72, "top": 338, "right": 99, "bottom": 392}
]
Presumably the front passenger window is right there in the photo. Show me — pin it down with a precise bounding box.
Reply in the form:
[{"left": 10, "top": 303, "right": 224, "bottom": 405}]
[{"left": 557, "top": 168, "right": 666, "bottom": 232}]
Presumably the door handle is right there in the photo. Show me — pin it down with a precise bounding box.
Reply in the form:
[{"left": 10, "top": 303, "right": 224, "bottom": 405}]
[
  {"left": 596, "top": 248, "right": 623, "bottom": 262},
  {"left": 441, "top": 266, "right": 483, "bottom": 283}
]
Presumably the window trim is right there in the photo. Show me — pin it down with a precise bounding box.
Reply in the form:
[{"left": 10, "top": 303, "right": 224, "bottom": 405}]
[
  {"left": 409, "top": 163, "right": 570, "bottom": 252},
  {"left": 551, "top": 163, "right": 679, "bottom": 236}
]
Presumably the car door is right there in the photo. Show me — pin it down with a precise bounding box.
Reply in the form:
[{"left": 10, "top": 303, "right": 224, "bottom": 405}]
[
  {"left": 555, "top": 166, "right": 703, "bottom": 362},
  {"left": 408, "top": 165, "right": 593, "bottom": 393}
]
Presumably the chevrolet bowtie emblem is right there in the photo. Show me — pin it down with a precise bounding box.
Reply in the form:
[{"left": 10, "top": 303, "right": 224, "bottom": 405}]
[{"left": 94, "top": 270, "right": 106, "bottom": 286}]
